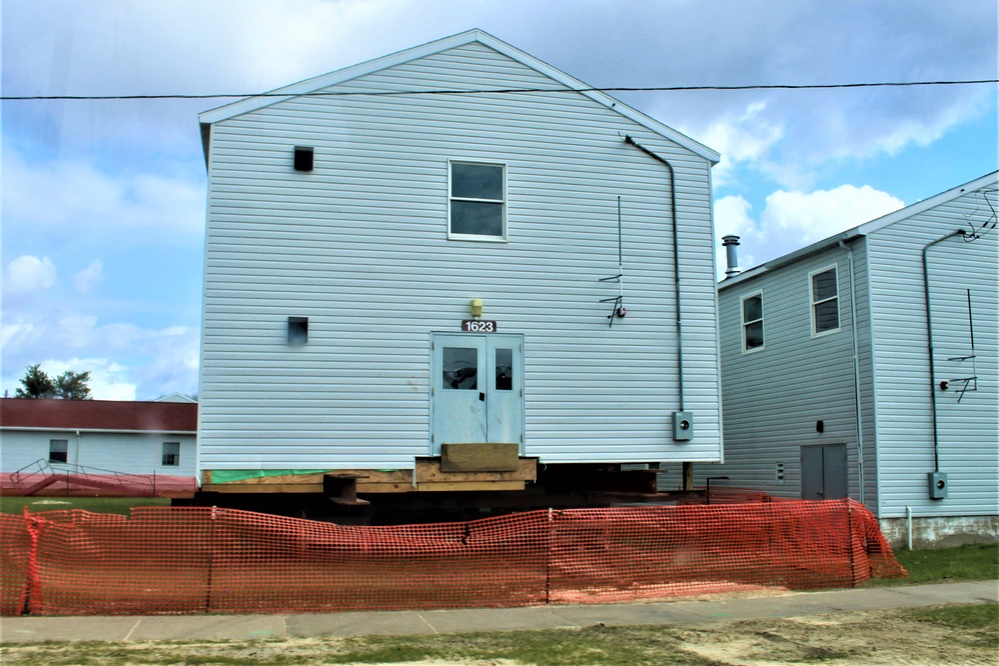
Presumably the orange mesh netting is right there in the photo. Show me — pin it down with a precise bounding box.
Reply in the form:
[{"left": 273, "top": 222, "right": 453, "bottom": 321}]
[{"left": 0, "top": 499, "right": 905, "bottom": 616}]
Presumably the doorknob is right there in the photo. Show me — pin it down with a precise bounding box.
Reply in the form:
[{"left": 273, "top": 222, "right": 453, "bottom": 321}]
[{"left": 479, "top": 392, "right": 485, "bottom": 401}]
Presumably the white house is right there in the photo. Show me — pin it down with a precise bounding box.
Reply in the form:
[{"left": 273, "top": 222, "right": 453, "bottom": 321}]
[
  {"left": 695, "top": 172, "right": 998, "bottom": 547},
  {"left": 195, "top": 29, "right": 724, "bottom": 510},
  {"left": 0, "top": 398, "right": 198, "bottom": 496}
]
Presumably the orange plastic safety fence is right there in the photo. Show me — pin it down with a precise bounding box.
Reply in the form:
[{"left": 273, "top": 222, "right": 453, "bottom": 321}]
[{"left": 1, "top": 500, "right": 905, "bottom": 616}]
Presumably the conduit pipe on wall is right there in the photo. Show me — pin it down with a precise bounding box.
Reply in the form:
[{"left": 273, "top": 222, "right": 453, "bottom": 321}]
[
  {"left": 922, "top": 230, "right": 966, "bottom": 473},
  {"left": 623, "top": 135, "right": 685, "bottom": 412},
  {"left": 839, "top": 240, "right": 865, "bottom": 506},
  {"left": 906, "top": 505, "right": 913, "bottom": 550}
]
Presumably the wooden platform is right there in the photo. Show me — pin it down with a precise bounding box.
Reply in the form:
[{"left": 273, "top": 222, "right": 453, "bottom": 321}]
[{"left": 200, "top": 456, "right": 537, "bottom": 495}]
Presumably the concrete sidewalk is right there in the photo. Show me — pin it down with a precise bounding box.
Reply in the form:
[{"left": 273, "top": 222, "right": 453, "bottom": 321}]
[{"left": 1, "top": 581, "right": 995, "bottom": 644}]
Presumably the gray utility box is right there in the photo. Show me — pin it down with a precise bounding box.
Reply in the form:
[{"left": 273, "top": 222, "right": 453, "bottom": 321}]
[
  {"left": 928, "top": 471, "right": 948, "bottom": 500},
  {"left": 672, "top": 411, "right": 694, "bottom": 441}
]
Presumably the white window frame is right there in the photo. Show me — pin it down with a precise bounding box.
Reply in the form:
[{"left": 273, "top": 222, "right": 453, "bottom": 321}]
[
  {"left": 740, "top": 291, "right": 765, "bottom": 353},
  {"left": 809, "top": 265, "right": 841, "bottom": 337},
  {"left": 447, "top": 159, "right": 507, "bottom": 242},
  {"left": 49, "top": 439, "right": 69, "bottom": 464},
  {"left": 162, "top": 441, "right": 180, "bottom": 467}
]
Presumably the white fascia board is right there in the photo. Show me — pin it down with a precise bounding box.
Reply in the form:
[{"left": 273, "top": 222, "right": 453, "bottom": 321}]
[
  {"left": 198, "top": 28, "right": 720, "bottom": 164},
  {"left": 719, "top": 170, "right": 999, "bottom": 291},
  {"left": 854, "top": 170, "right": 999, "bottom": 237}
]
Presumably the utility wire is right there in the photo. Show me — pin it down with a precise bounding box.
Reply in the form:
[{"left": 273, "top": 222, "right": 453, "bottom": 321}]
[{"left": 2, "top": 79, "right": 997, "bottom": 101}]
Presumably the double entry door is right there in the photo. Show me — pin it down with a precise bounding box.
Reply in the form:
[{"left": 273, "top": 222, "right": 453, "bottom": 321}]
[
  {"left": 800, "top": 443, "right": 848, "bottom": 500},
  {"left": 431, "top": 333, "right": 524, "bottom": 454}
]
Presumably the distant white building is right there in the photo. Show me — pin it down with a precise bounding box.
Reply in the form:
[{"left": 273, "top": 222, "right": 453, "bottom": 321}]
[
  {"left": 155, "top": 393, "right": 198, "bottom": 404},
  {"left": 0, "top": 398, "right": 198, "bottom": 495},
  {"left": 688, "top": 172, "right": 998, "bottom": 547},
  {"left": 195, "top": 29, "right": 725, "bottom": 506}
]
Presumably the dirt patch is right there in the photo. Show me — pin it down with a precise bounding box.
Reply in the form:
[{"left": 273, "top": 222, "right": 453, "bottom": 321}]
[
  {"left": 672, "top": 610, "right": 993, "bottom": 665},
  {"left": 1, "top": 605, "right": 995, "bottom": 665}
]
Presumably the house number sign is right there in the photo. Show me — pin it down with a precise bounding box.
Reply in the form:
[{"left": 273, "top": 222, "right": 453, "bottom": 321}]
[{"left": 461, "top": 320, "right": 498, "bottom": 332}]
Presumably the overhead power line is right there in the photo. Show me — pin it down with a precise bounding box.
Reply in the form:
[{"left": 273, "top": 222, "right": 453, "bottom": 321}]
[{"left": 2, "top": 79, "right": 997, "bottom": 101}]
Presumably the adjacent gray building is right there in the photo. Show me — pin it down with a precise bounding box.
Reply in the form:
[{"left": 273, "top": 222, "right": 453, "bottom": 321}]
[
  {"left": 705, "top": 171, "right": 998, "bottom": 547},
  {"left": 195, "top": 30, "right": 724, "bottom": 502}
]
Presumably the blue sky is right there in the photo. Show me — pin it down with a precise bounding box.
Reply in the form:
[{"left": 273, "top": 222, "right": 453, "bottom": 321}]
[{"left": 3, "top": 0, "right": 997, "bottom": 400}]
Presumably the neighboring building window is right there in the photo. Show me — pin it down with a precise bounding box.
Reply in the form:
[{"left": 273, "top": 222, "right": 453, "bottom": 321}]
[
  {"left": 49, "top": 439, "right": 69, "bottom": 463},
  {"left": 741, "top": 292, "right": 765, "bottom": 352},
  {"left": 162, "top": 442, "right": 180, "bottom": 467},
  {"left": 449, "top": 161, "right": 505, "bottom": 239},
  {"left": 810, "top": 266, "right": 840, "bottom": 335}
]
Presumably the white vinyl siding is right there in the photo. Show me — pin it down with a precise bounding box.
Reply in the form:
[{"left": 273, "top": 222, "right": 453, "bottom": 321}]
[
  {"left": 705, "top": 248, "right": 870, "bottom": 504},
  {"left": 199, "top": 41, "right": 722, "bottom": 471},
  {"left": 1, "top": 431, "right": 197, "bottom": 477},
  {"left": 708, "top": 172, "right": 996, "bottom": 521},
  {"left": 866, "top": 181, "right": 998, "bottom": 519}
]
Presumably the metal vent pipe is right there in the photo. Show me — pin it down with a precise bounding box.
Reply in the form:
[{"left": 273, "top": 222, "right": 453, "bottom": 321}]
[{"left": 722, "top": 235, "right": 741, "bottom": 278}]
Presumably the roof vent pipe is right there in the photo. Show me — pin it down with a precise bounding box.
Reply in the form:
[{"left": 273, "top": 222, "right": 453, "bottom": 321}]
[{"left": 722, "top": 235, "right": 741, "bottom": 278}]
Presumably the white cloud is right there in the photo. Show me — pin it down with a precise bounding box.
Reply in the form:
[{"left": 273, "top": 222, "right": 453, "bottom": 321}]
[
  {"left": 715, "top": 184, "right": 906, "bottom": 277},
  {"left": 699, "top": 102, "right": 785, "bottom": 187},
  {"left": 760, "top": 186, "right": 905, "bottom": 246},
  {"left": 3, "top": 146, "right": 205, "bottom": 244},
  {"left": 74, "top": 259, "right": 103, "bottom": 293},
  {"left": 4, "top": 255, "right": 57, "bottom": 297},
  {"left": 1, "top": 313, "right": 200, "bottom": 401}
]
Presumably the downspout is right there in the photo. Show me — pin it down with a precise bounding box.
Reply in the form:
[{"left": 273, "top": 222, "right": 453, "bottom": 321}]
[
  {"left": 922, "top": 229, "right": 966, "bottom": 473},
  {"left": 838, "top": 240, "right": 864, "bottom": 505},
  {"left": 623, "top": 135, "right": 685, "bottom": 412},
  {"left": 75, "top": 430, "right": 82, "bottom": 473}
]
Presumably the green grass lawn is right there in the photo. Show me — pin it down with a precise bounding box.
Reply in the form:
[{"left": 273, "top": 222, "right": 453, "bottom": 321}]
[
  {"left": 864, "top": 543, "right": 999, "bottom": 587},
  {"left": 0, "top": 496, "right": 170, "bottom": 516}
]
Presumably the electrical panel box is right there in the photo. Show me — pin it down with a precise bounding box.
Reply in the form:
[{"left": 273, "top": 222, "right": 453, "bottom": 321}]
[
  {"left": 928, "top": 472, "right": 948, "bottom": 500},
  {"left": 672, "top": 411, "right": 693, "bottom": 441}
]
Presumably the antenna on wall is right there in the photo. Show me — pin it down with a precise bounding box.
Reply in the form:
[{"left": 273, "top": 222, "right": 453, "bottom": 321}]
[{"left": 599, "top": 196, "right": 626, "bottom": 327}]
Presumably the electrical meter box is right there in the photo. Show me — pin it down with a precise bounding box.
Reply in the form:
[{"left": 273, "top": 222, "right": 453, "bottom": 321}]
[
  {"left": 672, "top": 411, "right": 694, "bottom": 441},
  {"left": 928, "top": 472, "right": 948, "bottom": 500}
]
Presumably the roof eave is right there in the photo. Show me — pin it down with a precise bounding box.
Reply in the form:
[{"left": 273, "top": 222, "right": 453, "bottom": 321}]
[
  {"left": 197, "top": 28, "right": 720, "bottom": 164},
  {"left": 718, "top": 169, "right": 999, "bottom": 291}
]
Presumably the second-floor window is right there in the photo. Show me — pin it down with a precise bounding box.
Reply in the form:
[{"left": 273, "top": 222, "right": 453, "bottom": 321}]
[
  {"left": 810, "top": 266, "right": 840, "bottom": 336},
  {"left": 449, "top": 161, "right": 505, "bottom": 240},
  {"left": 741, "top": 292, "right": 764, "bottom": 352}
]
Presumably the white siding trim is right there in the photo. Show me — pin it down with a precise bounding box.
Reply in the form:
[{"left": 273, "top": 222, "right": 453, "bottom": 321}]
[
  {"left": 808, "top": 265, "right": 841, "bottom": 338},
  {"left": 740, "top": 290, "right": 765, "bottom": 354}
]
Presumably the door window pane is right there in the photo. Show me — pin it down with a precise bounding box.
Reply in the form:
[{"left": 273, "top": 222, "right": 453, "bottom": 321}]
[
  {"left": 443, "top": 347, "right": 478, "bottom": 390},
  {"left": 495, "top": 348, "right": 513, "bottom": 391}
]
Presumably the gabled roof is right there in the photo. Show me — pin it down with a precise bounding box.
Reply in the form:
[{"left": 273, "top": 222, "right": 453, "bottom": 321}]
[
  {"left": 0, "top": 398, "right": 198, "bottom": 433},
  {"left": 719, "top": 170, "right": 999, "bottom": 290},
  {"left": 155, "top": 392, "right": 198, "bottom": 404},
  {"left": 199, "top": 28, "right": 719, "bottom": 164}
]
